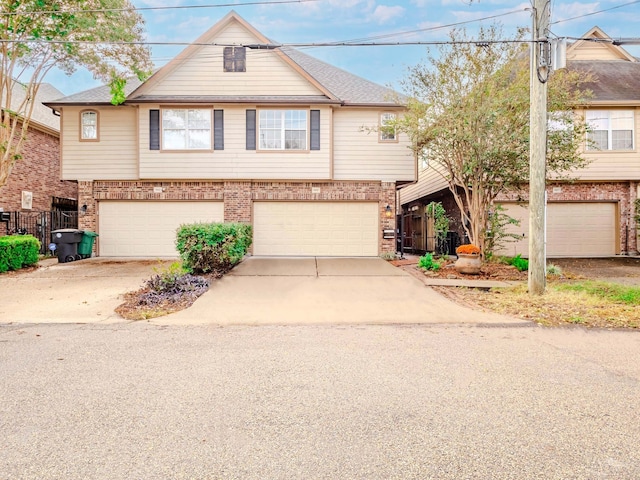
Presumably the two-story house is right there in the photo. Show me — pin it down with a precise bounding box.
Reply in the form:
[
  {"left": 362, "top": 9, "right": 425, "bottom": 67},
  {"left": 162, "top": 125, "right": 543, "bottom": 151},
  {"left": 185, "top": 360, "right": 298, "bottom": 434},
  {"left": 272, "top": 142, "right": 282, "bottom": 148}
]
[
  {"left": 45, "top": 11, "right": 415, "bottom": 258},
  {"left": 399, "top": 27, "right": 640, "bottom": 257}
]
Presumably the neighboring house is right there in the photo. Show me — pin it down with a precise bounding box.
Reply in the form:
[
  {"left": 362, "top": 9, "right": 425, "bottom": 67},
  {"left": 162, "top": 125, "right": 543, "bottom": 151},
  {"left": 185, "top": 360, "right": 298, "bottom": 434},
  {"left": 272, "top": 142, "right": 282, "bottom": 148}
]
[
  {"left": 0, "top": 82, "right": 78, "bottom": 235},
  {"left": 399, "top": 26, "right": 640, "bottom": 257},
  {"left": 44, "top": 11, "right": 415, "bottom": 258}
]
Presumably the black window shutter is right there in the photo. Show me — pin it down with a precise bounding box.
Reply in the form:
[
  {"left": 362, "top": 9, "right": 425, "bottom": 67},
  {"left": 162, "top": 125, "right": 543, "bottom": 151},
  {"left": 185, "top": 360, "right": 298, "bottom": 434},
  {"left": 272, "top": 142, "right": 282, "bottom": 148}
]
[
  {"left": 246, "top": 109, "right": 256, "bottom": 150},
  {"left": 214, "top": 110, "right": 224, "bottom": 150},
  {"left": 149, "top": 109, "right": 160, "bottom": 150},
  {"left": 310, "top": 110, "right": 320, "bottom": 150}
]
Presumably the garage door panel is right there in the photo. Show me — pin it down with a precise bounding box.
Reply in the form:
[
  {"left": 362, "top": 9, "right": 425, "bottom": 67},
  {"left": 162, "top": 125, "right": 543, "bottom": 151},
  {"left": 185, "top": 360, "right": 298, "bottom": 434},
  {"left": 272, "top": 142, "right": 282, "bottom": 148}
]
[
  {"left": 99, "top": 201, "right": 224, "bottom": 257},
  {"left": 253, "top": 202, "right": 378, "bottom": 256},
  {"left": 497, "top": 202, "right": 616, "bottom": 257}
]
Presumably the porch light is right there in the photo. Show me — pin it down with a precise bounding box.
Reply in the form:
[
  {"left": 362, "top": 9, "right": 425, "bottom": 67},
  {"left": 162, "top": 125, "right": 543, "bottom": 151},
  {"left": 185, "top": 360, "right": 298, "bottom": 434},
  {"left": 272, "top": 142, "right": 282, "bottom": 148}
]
[
  {"left": 385, "top": 204, "right": 393, "bottom": 218},
  {"left": 80, "top": 204, "right": 88, "bottom": 214}
]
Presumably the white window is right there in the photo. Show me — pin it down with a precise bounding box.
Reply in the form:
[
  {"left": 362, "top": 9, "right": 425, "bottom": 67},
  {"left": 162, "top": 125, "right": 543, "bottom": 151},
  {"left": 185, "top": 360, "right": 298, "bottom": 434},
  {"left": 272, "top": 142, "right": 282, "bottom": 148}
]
[
  {"left": 162, "top": 109, "right": 211, "bottom": 150},
  {"left": 259, "top": 110, "right": 307, "bottom": 150},
  {"left": 586, "top": 110, "right": 634, "bottom": 151},
  {"left": 380, "top": 112, "right": 397, "bottom": 141},
  {"left": 80, "top": 110, "right": 98, "bottom": 140}
]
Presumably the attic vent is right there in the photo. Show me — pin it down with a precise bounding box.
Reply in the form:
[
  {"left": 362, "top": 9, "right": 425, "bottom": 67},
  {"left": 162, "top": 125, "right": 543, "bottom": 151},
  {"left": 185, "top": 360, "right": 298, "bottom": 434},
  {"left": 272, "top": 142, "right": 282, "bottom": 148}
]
[{"left": 224, "top": 46, "right": 246, "bottom": 72}]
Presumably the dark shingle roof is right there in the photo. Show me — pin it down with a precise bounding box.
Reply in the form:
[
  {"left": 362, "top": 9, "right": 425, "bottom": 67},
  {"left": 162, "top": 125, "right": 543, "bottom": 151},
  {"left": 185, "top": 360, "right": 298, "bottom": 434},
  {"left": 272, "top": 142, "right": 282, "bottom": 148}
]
[
  {"left": 46, "top": 77, "right": 144, "bottom": 105},
  {"left": 280, "top": 47, "right": 403, "bottom": 105},
  {"left": 2, "top": 82, "right": 64, "bottom": 130},
  {"left": 569, "top": 60, "right": 640, "bottom": 103}
]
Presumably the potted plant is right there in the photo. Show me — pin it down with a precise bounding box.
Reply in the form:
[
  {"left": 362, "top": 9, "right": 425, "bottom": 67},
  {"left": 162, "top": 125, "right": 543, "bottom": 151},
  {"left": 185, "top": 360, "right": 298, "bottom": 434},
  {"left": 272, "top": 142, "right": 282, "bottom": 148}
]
[{"left": 454, "top": 244, "right": 481, "bottom": 274}]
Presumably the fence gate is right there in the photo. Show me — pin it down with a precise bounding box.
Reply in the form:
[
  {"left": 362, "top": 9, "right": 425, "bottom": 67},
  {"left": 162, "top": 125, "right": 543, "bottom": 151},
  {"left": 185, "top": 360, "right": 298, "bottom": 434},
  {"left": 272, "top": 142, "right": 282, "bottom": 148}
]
[{"left": 3, "top": 211, "right": 78, "bottom": 254}]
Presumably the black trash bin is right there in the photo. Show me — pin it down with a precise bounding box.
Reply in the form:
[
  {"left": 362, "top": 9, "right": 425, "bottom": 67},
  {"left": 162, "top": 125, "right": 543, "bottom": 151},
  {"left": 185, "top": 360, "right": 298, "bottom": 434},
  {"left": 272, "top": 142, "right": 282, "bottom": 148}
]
[{"left": 51, "top": 229, "right": 84, "bottom": 263}]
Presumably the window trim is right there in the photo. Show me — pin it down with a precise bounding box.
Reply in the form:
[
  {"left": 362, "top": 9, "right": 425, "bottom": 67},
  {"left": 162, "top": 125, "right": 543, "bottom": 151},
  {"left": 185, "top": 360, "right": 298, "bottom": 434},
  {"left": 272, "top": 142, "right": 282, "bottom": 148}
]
[
  {"left": 585, "top": 109, "right": 635, "bottom": 152},
  {"left": 79, "top": 109, "right": 99, "bottom": 142},
  {"left": 223, "top": 46, "right": 246, "bottom": 73},
  {"left": 257, "top": 108, "right": 310, "bottom": 153},
  {"left": 159, "top": 106, "right": 214, "bottom": 152},
  {"left": 379, "top": 111, "right": 398, "bottom": 143}
]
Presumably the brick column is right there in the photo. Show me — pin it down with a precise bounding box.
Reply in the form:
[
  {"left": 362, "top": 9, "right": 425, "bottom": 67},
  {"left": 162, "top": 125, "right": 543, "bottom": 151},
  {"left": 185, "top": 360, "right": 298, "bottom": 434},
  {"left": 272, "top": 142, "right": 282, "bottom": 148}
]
[
  {"left": 77, "top": 181, "right": 98, "bottom": 255},
  {"left": 224, "top": 181, "right": 252, "bottom": 223},
  {"left": 630, "top": 181, "right": 639, "bottom": 255},
  {"left": 380, "top": 181, "right": 396, "bottom": 255}
]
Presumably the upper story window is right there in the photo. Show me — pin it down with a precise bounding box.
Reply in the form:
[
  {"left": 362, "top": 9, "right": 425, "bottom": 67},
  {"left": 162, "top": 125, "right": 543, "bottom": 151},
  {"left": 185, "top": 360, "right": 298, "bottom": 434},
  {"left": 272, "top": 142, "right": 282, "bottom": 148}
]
[
  {"left": 586, "top": 110, "right": 634, "bottom": 151},
  {"left": 162, "top": 109, "right": 211, "bottom": 150},
  {"left": 224, "top": 46, "right": 246, "bottom": 72},
  {"left": 259, "top": 109, "right": 307, "bottom": 150},
  {"left": 80, "top": 110, "right": 98, "bottom": 141},
  {"left": 380, "top": 112, "right": 397, "bottom": 142}
]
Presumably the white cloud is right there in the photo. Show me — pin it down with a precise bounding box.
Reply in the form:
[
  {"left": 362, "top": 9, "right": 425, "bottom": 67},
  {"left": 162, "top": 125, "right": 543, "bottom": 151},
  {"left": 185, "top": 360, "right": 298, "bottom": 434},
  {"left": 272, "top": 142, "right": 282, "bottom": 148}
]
[
  {"left": 371, "top": 5, "right": 406, "bottom": 24},
  {"left": 551, "top": 2, "right": 599, "bottom": 23}
]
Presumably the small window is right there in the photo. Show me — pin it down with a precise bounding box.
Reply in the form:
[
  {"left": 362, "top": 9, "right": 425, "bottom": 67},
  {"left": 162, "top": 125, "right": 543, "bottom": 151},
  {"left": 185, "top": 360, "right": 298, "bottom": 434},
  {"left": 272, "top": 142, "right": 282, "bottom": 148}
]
[
  {"left": 259, "top": 110, "right": 307, "bottom": 150},
  {"left": 162, "top": 109, "right": 212, "bottom": 150},
  {"left": 380, "top": 112, "right": 397, "bottom": 142},
  {"left": 224, "top": 46, "right": 246, "bottom": 72},
  {"left": 80, "top": 110, "right": 98, "bottom": 141},
  {"left": 586, "top": 110, "right": 634, "bottom": 151}
]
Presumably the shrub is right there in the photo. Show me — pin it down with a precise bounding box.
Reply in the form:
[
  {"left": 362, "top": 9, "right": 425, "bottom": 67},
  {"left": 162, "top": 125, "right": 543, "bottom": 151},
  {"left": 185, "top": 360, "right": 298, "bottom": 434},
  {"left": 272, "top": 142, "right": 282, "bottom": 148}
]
[
  {"left": 456, "top": 244, "right": 481, "bottom": 255},
  {"left": 546, "top": 264, "right": 563, "bottom": 276},
  {"left": 418, "top": 253, "right": 441, "bottom": 271},
  {"left": 139, "top": 261, "right": 210, "bottom": 306},
  {"left": 509, "top": 254, "right": 529, "bottom": 272},
  {"left": 0, "top": 235, "right": 41, "bottom": 273},
  {"left": 175, "top": 222, "right": 252, "bottom": 275}
]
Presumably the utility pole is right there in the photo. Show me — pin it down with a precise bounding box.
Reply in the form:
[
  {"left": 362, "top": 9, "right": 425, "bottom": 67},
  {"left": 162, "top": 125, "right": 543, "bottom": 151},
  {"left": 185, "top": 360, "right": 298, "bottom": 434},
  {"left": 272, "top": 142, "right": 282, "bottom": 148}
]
[{"left": 529, "top": 0, "right": 551, "bottom": 295}]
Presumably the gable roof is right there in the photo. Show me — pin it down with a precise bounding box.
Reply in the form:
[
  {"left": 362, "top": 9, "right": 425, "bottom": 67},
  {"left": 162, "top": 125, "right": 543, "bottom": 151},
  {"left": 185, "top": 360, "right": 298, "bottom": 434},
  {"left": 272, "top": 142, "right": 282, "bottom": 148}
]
[
  {"left": 567, "top": 26, "right": 637, "bottom": 62},
  {"left": 47, "top": 11, "right": 403, "bottom": 108},
  {"left": 2, "top": 81, "right": 63, "bottom": 133},
  {"left": 566, "top": 27, "right": 640, "bottom": 105}
]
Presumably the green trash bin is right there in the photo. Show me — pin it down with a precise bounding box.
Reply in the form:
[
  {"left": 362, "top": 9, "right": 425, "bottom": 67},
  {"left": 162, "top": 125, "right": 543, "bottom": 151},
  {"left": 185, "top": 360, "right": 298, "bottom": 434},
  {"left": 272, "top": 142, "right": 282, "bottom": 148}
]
[{"left": 78, "top": 231, "right": 99, "bottom": 259}]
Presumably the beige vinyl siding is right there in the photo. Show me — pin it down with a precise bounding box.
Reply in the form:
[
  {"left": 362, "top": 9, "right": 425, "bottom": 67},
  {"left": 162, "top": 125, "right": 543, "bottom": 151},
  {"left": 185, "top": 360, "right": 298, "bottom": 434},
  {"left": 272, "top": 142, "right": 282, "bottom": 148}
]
[
  {"left": 333, "top": 109, "right": 415, "bottom": 182},
  {"left": 138, "top": 105, "right": 331, "bottom": 180},
  {"left": 146, "top": 23, "right": 321, "bottom": 97},
  {"left": 399, "top": 163, "right": 449, "bottom": 205},
  {"left": 568, "top": 41, "right": 628, "bottom": 61},
  {"left": 61, "top": 106, "right": 138, "bottom": 181},
  {"left": 561, "top": 108, "right": 640, "bottom": 181}
]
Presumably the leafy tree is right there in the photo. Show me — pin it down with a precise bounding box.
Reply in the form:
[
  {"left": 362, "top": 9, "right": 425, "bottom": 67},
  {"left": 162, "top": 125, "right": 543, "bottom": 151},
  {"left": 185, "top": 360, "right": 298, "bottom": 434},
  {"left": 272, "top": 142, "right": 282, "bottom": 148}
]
[
  {"left": 0, "top": 0, "right": 153, "bottom": 188},
  {"left": 398, "top": 25, "right": 592, "bottom": 254}
]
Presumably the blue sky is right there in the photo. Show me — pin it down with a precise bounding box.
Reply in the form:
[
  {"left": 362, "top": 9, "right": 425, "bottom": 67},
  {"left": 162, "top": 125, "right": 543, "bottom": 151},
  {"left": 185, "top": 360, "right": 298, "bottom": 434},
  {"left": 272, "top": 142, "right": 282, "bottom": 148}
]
[{"left": 48, "top": 0, "right": 640, "bottom": 96}]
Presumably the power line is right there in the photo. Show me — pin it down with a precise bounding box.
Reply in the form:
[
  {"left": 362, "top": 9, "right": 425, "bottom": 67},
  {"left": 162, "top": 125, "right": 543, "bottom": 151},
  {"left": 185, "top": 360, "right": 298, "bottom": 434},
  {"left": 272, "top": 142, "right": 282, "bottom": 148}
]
[{"left": 550, "top": 0, "right": 640, "bottom": 25}]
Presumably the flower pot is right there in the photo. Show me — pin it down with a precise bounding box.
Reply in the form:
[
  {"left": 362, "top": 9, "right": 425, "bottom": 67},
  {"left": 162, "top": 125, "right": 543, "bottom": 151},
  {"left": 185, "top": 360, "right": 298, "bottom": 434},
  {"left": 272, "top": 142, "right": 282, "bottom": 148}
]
[{"left": 455, "top": 253, "right": 481, "bottom": 275}]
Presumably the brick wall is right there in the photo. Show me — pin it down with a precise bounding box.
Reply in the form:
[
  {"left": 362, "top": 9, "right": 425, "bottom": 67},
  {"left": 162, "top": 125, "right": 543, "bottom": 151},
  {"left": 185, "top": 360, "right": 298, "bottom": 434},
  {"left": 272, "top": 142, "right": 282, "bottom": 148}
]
[
  {"left": 498, "top": 181, "right": 636, "bottom": 254},
  {"left": 0, "top": 126, "right": 77, "bottom": 214},
  {"left": 80, "top": 180, "right": 397, "bottom": 255},
  {"left": 404, "top": 181, "right": 638, "bottom": 255}
]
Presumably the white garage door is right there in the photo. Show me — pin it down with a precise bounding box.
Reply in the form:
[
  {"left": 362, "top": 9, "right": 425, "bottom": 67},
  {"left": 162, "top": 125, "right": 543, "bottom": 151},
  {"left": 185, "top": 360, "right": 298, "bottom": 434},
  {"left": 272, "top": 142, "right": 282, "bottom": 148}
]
[
  {"left": 99, "top": 201, "right": 224, "bottom": 257},
  {"left": 497, "top": 202, "right": 617, "bottom": 257},
  {"left": 253, "top": 202, "right": 379, "bottom": 256}
]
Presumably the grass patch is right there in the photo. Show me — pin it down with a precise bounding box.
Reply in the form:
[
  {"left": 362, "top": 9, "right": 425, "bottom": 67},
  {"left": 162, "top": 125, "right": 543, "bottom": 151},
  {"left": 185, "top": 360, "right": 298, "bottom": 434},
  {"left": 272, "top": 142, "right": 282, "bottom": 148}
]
[
  {"left": 555, "top": 281, "right": 640, "bottom": 305},
  {"left": 446, "top": 280, "right": 640, "bottom": 329}
]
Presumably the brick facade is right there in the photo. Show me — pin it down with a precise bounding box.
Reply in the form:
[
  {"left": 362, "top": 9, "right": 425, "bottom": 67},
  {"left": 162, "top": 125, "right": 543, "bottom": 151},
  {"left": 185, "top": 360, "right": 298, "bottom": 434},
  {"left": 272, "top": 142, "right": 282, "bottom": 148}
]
[
  {"left": 79, "top": 180, "right": 397, "bottom": 256},
  {"left": 0, "top": 126, "right": 77, "bottom": 235},
  {"left": 403, "top": 182, "right": 638, "bottom": 255},
  {"left": 497, "top": 182, "right": 638, "bottom": 255}
]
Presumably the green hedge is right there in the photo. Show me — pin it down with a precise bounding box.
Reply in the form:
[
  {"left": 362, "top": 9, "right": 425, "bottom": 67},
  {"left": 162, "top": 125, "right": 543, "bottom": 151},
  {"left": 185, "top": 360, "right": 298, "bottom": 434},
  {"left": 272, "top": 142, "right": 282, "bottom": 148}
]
[
  {"left": 0, "top": 235, "right": 41, "bottom": 273},
  {"left": 175, "top": 222, "right": 252, "bottom": 274}
]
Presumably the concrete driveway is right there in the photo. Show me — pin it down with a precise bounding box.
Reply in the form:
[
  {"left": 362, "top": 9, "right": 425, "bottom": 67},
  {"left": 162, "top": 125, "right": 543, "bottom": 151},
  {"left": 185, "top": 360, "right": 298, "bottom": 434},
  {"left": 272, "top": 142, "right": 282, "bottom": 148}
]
[
  {"left": 162, "top": 257, "right": 525, "bottom": 326},
  {"left": 0, "top": 256, "right": 525, "bottom": 326}
]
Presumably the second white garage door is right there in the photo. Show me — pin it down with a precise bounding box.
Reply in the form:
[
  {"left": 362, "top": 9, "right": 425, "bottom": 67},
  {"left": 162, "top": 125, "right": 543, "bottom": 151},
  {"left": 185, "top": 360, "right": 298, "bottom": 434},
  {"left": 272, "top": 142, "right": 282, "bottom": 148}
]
[
  {"left": 99, "top": 201, "right": 224, "bottom": 257},
  {"left": 497, "top": 202, "right": 617, "bottom": 257},
  {"left": 253, "top": 202, "right": 379, "bottom": 256}
]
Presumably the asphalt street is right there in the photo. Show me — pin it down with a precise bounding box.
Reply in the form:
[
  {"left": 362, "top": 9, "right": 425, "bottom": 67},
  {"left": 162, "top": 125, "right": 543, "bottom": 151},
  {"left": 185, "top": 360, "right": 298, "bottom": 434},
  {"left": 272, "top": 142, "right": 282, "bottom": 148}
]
[{"left": 1, "top": 322, "right": 640, "bottom": 479}]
